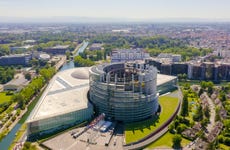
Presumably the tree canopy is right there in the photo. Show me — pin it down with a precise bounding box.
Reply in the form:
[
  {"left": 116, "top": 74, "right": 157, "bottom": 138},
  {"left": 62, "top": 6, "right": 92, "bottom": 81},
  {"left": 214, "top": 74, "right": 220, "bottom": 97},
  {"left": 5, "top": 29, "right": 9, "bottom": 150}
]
[{"left": 74, "top": 55, "right": 95, "bottom": 67}]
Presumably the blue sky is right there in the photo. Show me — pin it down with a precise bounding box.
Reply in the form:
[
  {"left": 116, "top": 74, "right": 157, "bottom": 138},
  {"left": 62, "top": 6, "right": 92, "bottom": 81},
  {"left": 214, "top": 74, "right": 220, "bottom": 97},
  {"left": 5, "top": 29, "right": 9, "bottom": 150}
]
[{"left": 0, "top": 0, "right": 229, "bottom": 19}]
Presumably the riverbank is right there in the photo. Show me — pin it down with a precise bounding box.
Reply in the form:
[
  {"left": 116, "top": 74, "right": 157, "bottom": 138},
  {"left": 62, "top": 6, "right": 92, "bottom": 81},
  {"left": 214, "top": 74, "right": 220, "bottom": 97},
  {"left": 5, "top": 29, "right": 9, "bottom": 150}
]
[
  {"left": 9, "top": 85, "right": 47, "bottom": 150},
  {"left": 0, "top": 84, "right": 47, "bottom": 150}
]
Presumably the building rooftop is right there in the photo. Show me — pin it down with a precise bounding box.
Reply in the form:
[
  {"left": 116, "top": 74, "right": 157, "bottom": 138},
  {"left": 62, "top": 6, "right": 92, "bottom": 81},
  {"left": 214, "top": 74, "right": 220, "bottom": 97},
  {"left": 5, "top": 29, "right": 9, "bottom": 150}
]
[
  {"left": 0, "top": 53, "right": 31, "bottom": 58},
  {"left": 157, "top": 73, "right": 177, "bottom": 86},
  {"left": 27, "top": 67, "right": 91, "bottom": 123},
  {"left": 4, "top": 73, "right": 28, "bottom": 87},
  {"left": 51, "top": 45, "right": 69, "bottom": 49}
]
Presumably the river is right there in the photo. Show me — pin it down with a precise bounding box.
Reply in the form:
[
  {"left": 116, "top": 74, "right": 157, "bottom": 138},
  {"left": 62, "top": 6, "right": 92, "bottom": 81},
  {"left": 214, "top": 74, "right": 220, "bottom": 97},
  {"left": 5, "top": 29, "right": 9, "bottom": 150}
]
[{"left": 0, "top": 41, "right": 88, "bottom": 150}]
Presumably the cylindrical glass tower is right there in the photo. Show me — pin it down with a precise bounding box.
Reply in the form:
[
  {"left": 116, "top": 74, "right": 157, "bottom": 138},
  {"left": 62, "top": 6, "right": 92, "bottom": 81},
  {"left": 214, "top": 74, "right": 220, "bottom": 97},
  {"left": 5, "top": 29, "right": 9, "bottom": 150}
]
[{"left": 89, "top": 62, "right": 159, "bottom": 122}]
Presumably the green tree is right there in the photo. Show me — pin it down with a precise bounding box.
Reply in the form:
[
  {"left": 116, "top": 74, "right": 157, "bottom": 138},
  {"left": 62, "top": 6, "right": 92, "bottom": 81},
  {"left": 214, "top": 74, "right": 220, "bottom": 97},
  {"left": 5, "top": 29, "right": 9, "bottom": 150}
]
[
  {"left": 22, "top": 142, "right": 37, "bottom": 150},
  {"left": 204, "top": 106, "right": 210, "bottom": 118},
  {"left": 215, "top": 107, "right": 221, "bottom": 122},
  {"left": 74, "top": 55, "right": 95, "bottom": 67},
  {"left": 181, "top": 93, "right": 189, "bottom": 117},
  {"left": 0, "top": 67, "right": 15, "bottom": 84},
  {"left": 219, "top": 91, "right": 226, "bottom": 102},
  {"left": 66, "top": 51, "right": 71, "bottom": 60},
  {"left": 39, "top": 67, "right": 56, "bottom": 81},
  {"left": 176, "top": 124, "right": 187, "bottom": 134},
  {"left": 96, "top": 51, "right": 103, "bottom": 60},
  {"left": 25, "top": 73, "right": 31, "bottom": 80},
  {"left": 169, "top": 123, "right": 175, "bottom": 134},
  {"left": 193, "top": 105, "right": 203, "bottom": 121},
  {"left": 198, "top": 88, "right": 203, "bottom": 97},
  {"left": 172, "top": 134, "right": 182, "bottom": 148},
  {"left": 177, "top": 74, "right": 183, "bottom": 81},
  {"left": 0, "top": 45, "right": 10, "bottom": 56}
]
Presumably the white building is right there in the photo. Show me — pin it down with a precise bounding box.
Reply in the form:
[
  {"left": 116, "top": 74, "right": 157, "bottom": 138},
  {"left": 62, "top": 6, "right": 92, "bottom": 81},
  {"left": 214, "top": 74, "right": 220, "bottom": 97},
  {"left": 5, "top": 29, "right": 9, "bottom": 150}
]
[
  {"left": 111, "top": 49, "right": 150, "bottom": 63},
  {"left": 27, "top": 68, "right": 93, "bottom": 139}
]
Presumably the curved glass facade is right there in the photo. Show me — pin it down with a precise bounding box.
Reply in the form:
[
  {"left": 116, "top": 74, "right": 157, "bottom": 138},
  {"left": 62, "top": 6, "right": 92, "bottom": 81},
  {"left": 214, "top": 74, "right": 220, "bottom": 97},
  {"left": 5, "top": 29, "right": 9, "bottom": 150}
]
[
  {"left": 89, "top": 62, "right": 159, "bottom": 122},
  {"left": 27, "top": 105, "right": 93, "bottom": 138}
]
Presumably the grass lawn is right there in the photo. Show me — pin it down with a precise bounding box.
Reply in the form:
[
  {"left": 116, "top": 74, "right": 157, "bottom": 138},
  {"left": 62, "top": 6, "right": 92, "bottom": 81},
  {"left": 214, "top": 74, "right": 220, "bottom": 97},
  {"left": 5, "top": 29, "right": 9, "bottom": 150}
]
[
  {"left": 219, "top": 144, "right": 230, "bottom": 150},
  {"left": 125, "top": 93, "right": 180, "bottom": 144},
  {"left": 146, "top": 131, "right": 190, "bottom": 149},
  {"left": 0, "top": 92, "right": 12, "bottom": 105}
]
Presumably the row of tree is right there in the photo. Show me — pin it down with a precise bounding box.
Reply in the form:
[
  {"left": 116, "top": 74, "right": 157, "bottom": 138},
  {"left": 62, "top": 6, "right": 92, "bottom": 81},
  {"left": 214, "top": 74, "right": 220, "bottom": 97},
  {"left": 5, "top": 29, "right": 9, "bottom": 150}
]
[
  {"left": 74, "top": 55, "right": 95, "bottom": 67},
  {"left": 79, "top": 50, "right": 103, "bottom": 61},
  {"left": 12, "top": 67, "right": 56, "bottom": 109}
]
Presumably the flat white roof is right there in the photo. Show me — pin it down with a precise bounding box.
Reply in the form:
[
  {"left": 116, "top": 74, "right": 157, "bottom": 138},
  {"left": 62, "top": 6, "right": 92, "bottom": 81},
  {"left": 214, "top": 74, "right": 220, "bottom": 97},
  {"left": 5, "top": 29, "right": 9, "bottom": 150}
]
[
  {"left": 157, "top": 74, "right": 177, "bottom": 86},
  {"left": 27, "top": 67, "right": 91, "bottom": 122}
]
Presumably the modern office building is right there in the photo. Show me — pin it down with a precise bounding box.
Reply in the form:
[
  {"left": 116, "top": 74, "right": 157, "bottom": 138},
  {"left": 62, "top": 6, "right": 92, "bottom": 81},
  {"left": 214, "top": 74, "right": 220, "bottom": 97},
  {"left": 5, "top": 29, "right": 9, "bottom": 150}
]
[
  {"left": 157, "top": 53, "right": 182, "bottom": 62},
  {"left": 0, "top": 54, "right": 32, "bottom": 66},
  {"left": 157, "top": 74, "right": 177, "bottom": 94},
  {"left": 89, "top": 43, "right": 103, "bottom": 51},
  {"left": 43, "top": 45, "right": 69, "bottom": 55},
  {"left": 171, "top": 63, "right": 188, "bottom": 75},
  {"left": 89, "top": 62, "right": 159, "bottom": 122},
  {"left": 26, "top": 68, "right": 93, "bottom": 139},
  {"left": 10, "top": 45, "right": 33, "bottom": 53},
  {"left": 111, "top": 49, "right": 150, "bottom": 63}
]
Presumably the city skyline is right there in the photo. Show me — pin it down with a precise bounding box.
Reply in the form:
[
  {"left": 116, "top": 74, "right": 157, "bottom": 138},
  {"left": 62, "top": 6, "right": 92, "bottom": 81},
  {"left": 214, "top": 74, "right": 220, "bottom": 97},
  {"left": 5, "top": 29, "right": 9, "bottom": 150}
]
[{"left": 1, "top": 0, "right": 230, "bottom": 22}]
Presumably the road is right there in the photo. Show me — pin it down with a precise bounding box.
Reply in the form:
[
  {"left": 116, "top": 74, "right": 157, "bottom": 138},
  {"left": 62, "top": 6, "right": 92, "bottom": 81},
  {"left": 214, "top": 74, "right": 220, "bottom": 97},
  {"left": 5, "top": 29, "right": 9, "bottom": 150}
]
[{"left": 204, "top": 93, "right": 216, "bottom": 134}]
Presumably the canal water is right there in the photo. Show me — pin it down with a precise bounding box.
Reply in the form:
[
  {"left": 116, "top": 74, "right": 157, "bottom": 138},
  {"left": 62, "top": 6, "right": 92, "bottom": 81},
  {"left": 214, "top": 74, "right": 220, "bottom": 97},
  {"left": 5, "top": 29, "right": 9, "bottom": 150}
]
[
  {"left": 60, "top": 41, "right": 88, "bottom": 71},
  {"left": 0, "top": 41, "right": 88, "bottom": 150}
]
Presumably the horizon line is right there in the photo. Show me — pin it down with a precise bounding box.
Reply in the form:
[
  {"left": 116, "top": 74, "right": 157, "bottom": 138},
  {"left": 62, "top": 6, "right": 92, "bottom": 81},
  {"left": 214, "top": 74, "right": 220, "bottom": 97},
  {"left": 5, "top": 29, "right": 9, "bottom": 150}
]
[{"left": 1, "top": 16, "right": 230, "bottom": 23}]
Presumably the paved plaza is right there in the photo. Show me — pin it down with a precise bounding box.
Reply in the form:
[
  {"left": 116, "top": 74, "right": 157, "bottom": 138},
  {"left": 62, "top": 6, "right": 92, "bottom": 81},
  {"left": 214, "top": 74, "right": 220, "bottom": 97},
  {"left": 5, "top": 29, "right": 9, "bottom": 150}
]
[{"left": 42, "top": 124, "right": 124, "bottom": 150}]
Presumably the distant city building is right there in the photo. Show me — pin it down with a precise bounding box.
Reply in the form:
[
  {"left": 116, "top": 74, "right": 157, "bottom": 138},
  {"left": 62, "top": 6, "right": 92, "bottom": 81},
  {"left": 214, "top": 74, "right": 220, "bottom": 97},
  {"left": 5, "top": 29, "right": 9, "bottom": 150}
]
[
  {"left": 89, "top": 43, "right": 103, "bottom": 51},
  {"left": 0, "top": 54, "right": 32, "bottom": 66},
  {"left": 187, "top": 61, "right": 230, "bottom": 81},
  {"left": 10, "top": 45, "right": 33, "bottom": 53},
  {"left": 157, "top": 53, "right": 182, "bottom": 62},
  {"left": 160, "top": 63, "right": 172, "bottom": 75},
  {"left": 31, "top": 51, "right": 50, "bottom": 61},
  {"left": 215, "top": 49, "right": 230, "bottom": 58},
  {"left": 188, "top": 62, "right": 215, "bottom": 80},
  {"left": 43, "top": 45, "right": 69, "bottom": 55},
  {"left": 146, "top": 58, "right": 230, "bottom": 81},
  {"left": 23, "top": 40, "right": 36, "bottom": 44},
  {"left": 216, "top": 63, "right": 230, "bottom": 80},
  {"left": 38, "top": 53, "right": 51, "bottom": 61},
  {"left": 146, "top": 58, "right": 188, "bottom": 75},
  {"left": 171, "top": 63, "right": 188, "bottom": 75},
  {"left": 111, "top": 49, "right": 150, "bottom": 63}
]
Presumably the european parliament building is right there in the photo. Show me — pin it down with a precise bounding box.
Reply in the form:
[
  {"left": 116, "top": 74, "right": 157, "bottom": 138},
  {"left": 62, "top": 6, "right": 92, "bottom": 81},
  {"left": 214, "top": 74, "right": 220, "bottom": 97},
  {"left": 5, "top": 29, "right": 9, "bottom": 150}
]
[
  {"left": 26, "top": 62, "right": 177, "bottom": 138},
  {"left": 89, "top": 62, "right": 159, "bottom": 122}
]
